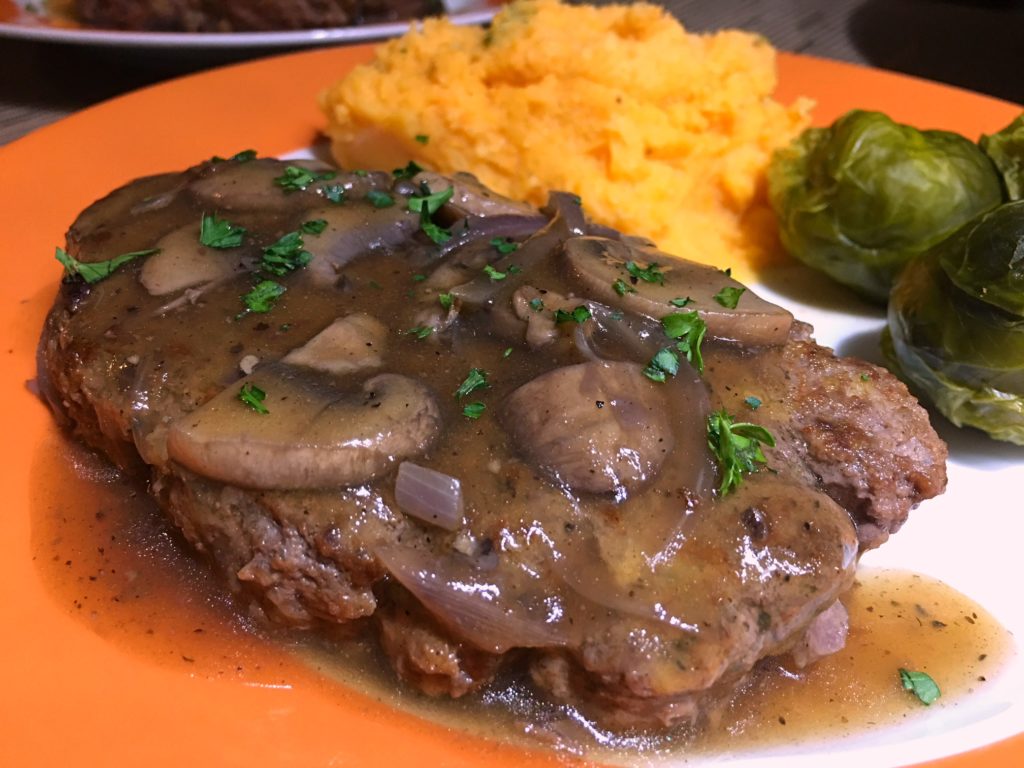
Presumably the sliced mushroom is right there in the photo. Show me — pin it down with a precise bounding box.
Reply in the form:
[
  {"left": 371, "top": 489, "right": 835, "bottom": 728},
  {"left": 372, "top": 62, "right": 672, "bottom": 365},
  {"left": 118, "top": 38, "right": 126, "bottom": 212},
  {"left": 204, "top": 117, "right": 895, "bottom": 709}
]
[
  {"left": 167, "top": 365, "right": 442, "bottom": 490},
  {"left": 189, "top": 158, "right": 333, "bottom": 212},
  {"left": 282, "top": 313, "right": 388, "bottom": 375},
  {"left": 501, "top": 361, "right": 675, "bottom": 495},
  {"left": 562, "top": 237, "right": 793, "bottom": 345},
  {"left": 414, "top": 171, "right": 538, "bottom": 220},
  {"left": 139, "top": 223, "right": 240, "bottom": 296},
  {"left": 302, "top": 203, "right": 421, "bottom": 287}
]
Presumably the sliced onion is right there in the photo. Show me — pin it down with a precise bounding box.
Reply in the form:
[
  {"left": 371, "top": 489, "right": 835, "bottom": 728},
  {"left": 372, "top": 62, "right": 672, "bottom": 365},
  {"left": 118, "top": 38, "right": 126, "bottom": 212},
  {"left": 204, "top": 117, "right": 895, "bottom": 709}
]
[
  {"left": 395, "top": 461, "right": 464, "bottom": 531},
  {"left": 375, "top": 544, "right": 570, "bottom": 654}
]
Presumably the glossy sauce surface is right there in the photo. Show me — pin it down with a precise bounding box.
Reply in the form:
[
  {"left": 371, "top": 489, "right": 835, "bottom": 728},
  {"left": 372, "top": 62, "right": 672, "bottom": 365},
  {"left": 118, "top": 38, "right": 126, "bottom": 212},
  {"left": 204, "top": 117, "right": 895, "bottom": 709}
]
[{"left": 30, "top": 428, "right": 1015, "bottom": 758}]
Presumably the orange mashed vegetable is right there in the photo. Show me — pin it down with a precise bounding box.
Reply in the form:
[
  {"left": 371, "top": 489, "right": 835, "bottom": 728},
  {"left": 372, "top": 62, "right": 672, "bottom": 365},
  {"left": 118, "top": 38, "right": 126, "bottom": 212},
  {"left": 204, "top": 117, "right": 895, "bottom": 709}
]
[{"left": 320, "top": 0, "right": 811, "bottom": 270}]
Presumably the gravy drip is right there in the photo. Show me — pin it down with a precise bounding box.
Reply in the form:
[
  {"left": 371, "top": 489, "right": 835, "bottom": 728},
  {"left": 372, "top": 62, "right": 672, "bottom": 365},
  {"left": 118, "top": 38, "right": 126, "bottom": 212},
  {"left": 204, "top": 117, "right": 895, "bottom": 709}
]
[{"left": 30, "top": 430, "right": 1014, "bottom": 758}]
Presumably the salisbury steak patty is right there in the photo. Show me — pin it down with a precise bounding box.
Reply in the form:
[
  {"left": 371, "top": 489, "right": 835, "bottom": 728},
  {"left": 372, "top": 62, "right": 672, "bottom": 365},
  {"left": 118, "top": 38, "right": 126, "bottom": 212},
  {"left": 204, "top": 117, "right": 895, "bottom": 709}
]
[{"left": 38, "top": 156, "right": 947, "bottom": 729}]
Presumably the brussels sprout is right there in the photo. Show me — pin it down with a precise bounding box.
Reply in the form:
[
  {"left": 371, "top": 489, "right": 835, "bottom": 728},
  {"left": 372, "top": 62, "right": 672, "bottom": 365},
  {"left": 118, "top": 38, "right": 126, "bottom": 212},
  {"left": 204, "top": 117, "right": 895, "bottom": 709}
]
[
  {"left": 980, "top": 113, "right": 1024, "bottom": 201},
  {"left": 769, "top": 109, "right": 1003, "bottom": 303},
  {"left": 885, "top": 201, "right": 1024, "bottom": 444}
]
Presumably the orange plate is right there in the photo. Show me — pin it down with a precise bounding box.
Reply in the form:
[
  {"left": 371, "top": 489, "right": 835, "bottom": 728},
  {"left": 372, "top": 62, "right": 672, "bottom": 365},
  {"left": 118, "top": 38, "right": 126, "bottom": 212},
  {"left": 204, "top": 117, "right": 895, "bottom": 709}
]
[{"left": 0, "top": 44, "right": 1021, "bottom": 768}]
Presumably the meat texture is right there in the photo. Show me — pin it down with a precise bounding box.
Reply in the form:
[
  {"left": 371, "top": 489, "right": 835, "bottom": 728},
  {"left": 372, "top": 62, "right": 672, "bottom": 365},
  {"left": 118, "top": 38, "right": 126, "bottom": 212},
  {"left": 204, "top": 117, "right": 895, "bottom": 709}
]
[{"left": 38, "top": 156, "right": 947, "bottom": 731}]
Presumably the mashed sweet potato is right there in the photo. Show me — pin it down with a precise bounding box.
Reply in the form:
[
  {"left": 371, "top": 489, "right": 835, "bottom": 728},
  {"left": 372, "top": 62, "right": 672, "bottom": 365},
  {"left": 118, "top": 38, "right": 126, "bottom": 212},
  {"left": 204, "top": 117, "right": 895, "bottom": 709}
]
[{"left": 320, "top": 0, "right": 811, "bottom": 271}]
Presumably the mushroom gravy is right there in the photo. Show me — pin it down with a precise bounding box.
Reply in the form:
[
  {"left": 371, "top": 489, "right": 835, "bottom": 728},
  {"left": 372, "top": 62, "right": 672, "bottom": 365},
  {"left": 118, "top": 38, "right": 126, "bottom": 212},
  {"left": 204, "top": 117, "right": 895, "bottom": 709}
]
[
  {"left": 30, "top": 429, "right": 1013, "bottom": 758},
  {"left": 37, "top": 156, "right": 948, "bottom": 731}
]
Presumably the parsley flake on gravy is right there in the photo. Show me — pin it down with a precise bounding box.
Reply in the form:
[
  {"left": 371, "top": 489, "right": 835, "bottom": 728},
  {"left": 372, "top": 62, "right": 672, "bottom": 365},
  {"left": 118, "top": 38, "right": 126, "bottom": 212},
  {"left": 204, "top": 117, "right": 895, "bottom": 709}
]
[
  {"left": 613, "top": 278, "right": 636, "bottom": 296},
  {"left": 55, "top": 246, "right": 159, "bottom": 284},
  {"left": 669, "top": 296, "right": 693, "bottom": 307},
  {"left": 406, "top": 325, "right": 434, "bottom": 339},
  {"left": 554, "top": 305, "right": 592, "bottom": 324},
  {"left": 238, "top": 382, "right": 269, "bottom": 414},
  {"left": 626, "top": 260, "right": 665, "bottom": 285},
  {"left": 899, "top": 669, "right": 941, "bottom": 705},
  {"left": 662, "top": 311, "right": 707, "bottom": 374},
  {"left": 462, "top": 401, "right": 486, "bottom": 419},
  {"left": 490, "top": 237, "right": 519, "bottom": 255},
  {"left": 240, "top": 280, "right": 285, "bottom": 315},
  {"left": 714, "top": 285, "right": 746, "bottom": 309},
  {"left": 455, "top": 368, "right": 489, "bottom": 399},
  {"left": 260, "top": 231, "right": 312, "bottom": 276},
  {"left": 438, "top": 292, "right": 454, "bottom": 310},
  {"left": 367, "top": 190, "right": 395, "bottom": 208},
  {"left": 706, "top": 410, "right": 775, "bottom": 495},
  {"left": 643, "top": 348, "right": 680, "bottom": 383},
  {"left": 200, "top": 213, "right": 247, "bottom": 249},
  {"left": 273, "top": 165, "right": 336, "bottom": 193},
  {"left": 301, "top": 219, "right": 328, "bottom": 236},
  {"left": 483, "top": 264, "right": 508, "bottom": 281}
]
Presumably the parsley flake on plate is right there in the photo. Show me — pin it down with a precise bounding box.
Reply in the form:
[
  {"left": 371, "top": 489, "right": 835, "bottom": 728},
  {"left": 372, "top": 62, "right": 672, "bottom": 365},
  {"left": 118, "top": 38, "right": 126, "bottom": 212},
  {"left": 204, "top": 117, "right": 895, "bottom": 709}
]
[
  {"left": 301, "top": 219, "right": 328, "bottom": 236},
  {"left": 366, "top": 190, "right": 395, "bottom": 208},
  {"left": 406, "top": 325, "right": 434, "bottom": 340},
  {"left": 899, "top": 669, "right": 941, "bottom": 705}
]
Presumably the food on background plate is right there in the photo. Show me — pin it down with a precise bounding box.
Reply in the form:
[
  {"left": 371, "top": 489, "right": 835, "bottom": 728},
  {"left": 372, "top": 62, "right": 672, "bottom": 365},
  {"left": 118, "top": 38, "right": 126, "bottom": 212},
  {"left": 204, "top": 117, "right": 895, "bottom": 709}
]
[
  {"left": 886, "top": 199, "right": 1024, "bottom": 444},
  {"left": 768, "top": 110, "right": 1005, "bottom": 303},
  {"left": 320, "top": 0, "right": 811, "bottom": 272},
  {"left": 66, "top": 0, "right": 443, "bottom": 31},
  {"left": 38, "top": 154, "right": 947, "bottom": 732}
]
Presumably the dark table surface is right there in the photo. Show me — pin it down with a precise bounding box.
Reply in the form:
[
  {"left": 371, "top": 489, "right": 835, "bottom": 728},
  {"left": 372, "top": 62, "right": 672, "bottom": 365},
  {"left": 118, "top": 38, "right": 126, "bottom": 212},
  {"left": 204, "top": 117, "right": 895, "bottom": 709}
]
[{"left": 1, "top": 0, "right": 1022, "bottom": 147}]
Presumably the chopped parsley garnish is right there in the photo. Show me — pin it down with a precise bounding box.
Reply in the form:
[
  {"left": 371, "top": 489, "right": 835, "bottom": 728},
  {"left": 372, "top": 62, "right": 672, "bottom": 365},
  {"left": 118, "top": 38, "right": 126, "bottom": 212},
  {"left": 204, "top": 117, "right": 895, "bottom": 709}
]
[
  {"left": 322, "top": 184, "right": 345, "bottom": 204},
  {"left": 714, "top": 286, "right": 746, "bottom": 309},
  {"left": 462, "top": 401, "right": 486, "bottom": 419},
  {"left": 301, "top": 219, "right": 328, "bottom": 235},
  {"left": 200, "top": 213, "right": 246, "bottom": 249},
  {"left": 408, "top": 184, "right": 454, "bottom": 245},
  {"left": 238, "top": 382, "right": 269, "bottom": 414},
  {"left": 366, "top": 190, "right": 395, "bottom": 208},
  {"left": 415, "top": 134, "right": 430, "bottom": 144},
  {"left": 406, "top": 325, "right": 433, "bottom": 339},
  {"left": 55, "top": 246, "right": 159, "bottom": 284},
  {"left": 706, "top": 410, "right": 775, "bottom": 495},
  {"left": 411, "top": 273, "right": 427, "bottom": 283},
  {"left": 613, "top": 278, "right": 636, "bottom": 296},
  {"left": 669, "top": 296, "right": 693, "bottom": 307},
  {"left": 393, "top": 160, "right": 424, "bottom": 179},
  {"left": 899, "top": 669, "right": 941, "bottom": 705},
  {"left": 354, "top": 170, "right": 369, "bottom": 177},
  {"left": 626, "top": 260, "right": 665, "bottom": 285},
  {"left": 211, "top": 149, "right": 257, "bottom": 163},
  {"left": 273, "top": 165, "right": 335, "bottom": 193},
  {"left": 408, "top": 184, "right": 453, "bottom": 216},
  {"left": 744, "top": 395, "right": 762, "bottom": 410},
  {"left": 643, "top": 348, "right": 680, "bottom": 383},
  {"left": 240, "top": 280, "right": 285, "bottom": 315},
  {"left": 483, "top": 264, "right": 508, "bottom": 281},
  {"left": 455, "top": 368, "right": 489, "bottom": 399},
  {"left": 528, "top": 297, "right": 545, "bottom": 311},
  {"left": 662, "top": 311, "right": 707, "bottom": 374},
  {"left": 260, "top": 231, "right": 311, "bottom": 276},
  {"left": 860, "top": 372, "right": 872, "bottom": 382},
  {"left": 554, "top": 305, "right": 592, "bottom": 324},
  {"left": 439, "top": 292, "right": 454, "bottom": 310},
  {"left": 490, "top": 237, "right": 519, "bottom": 255},
  {"left": 502, "top": 347, "right": 513, "bottom": 358}
]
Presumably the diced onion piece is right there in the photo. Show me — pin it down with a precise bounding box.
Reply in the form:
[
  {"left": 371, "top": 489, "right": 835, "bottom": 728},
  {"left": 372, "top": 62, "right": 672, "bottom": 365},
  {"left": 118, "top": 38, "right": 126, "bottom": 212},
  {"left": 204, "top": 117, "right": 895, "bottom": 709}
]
[
  {"left": 375, "top": 545, "right": 569, "bottom": 653},
  {"left": 395, "top": 461, "right": 464, "bottom": 530}
]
